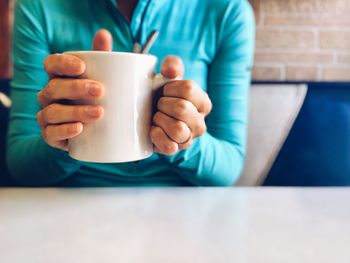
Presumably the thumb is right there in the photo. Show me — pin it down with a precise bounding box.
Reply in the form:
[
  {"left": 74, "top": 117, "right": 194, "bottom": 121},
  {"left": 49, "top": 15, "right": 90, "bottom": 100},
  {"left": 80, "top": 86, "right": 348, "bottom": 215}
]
[
  {"left": 92, "top": 29, "right": 113, "bottom": 51},
  {"left": 161, "top": 56, "right": 184, "bottom": 79}
]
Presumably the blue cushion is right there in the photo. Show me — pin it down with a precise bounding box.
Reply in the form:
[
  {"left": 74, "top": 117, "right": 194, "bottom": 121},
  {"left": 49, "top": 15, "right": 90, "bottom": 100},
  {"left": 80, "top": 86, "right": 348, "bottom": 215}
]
[{"left": 265, "top": 83, "right": 350, "bottom": 186}]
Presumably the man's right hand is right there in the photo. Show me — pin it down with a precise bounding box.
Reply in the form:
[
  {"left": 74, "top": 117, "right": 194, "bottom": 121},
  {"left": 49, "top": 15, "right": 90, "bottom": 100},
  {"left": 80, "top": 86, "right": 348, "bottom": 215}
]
[{"left": 37, "top": 29, "right": 112, "bottom": 151}]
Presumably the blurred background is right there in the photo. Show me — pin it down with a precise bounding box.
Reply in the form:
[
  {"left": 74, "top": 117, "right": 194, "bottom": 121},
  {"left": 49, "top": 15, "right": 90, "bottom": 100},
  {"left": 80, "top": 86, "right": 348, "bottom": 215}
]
[
  {"left": 1, "top": 0, "right": 350, "bottom": 186},
  {"left": 0, "top": 0, "right": 12, "bottom": 186},
  {"left": 0, "top": 0, "right": 12, "bottom": 79},
  {"left": 251, "top": 0, "right": 350, "bottom": 82}
]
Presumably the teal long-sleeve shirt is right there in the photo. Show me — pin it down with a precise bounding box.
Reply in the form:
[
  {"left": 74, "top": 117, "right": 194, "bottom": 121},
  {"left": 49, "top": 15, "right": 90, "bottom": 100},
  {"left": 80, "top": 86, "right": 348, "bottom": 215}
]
[{"left": 7, "top": 0, "right": 255, "bottom": 186}]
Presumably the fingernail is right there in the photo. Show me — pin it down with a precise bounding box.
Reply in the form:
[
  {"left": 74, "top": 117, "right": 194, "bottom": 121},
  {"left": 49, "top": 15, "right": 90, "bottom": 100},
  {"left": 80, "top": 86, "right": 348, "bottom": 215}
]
[
  {"left": 88, "top": 84, "right": 101, "bottom": 97},
  {"left": 87, "top": 106, "right": 101, "bottom": 117}
]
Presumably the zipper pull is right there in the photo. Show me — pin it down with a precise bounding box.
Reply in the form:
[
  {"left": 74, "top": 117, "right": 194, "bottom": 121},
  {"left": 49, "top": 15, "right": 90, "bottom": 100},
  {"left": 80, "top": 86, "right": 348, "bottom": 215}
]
[
  {"left": 133, "top": 30, "right": 159, "bottom": 54},
  {"left": 141, "top": 30, "right": 159, "bottom": 54},
  {"left": 133, "top": 42, "right": 142, "bottom": 53}
]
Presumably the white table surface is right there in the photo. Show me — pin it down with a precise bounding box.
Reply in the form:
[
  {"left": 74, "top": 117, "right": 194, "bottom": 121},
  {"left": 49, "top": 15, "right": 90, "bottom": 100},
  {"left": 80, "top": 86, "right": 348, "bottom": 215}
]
[{"left": 0, "top": 188, "right": 349, "bottom": 263}]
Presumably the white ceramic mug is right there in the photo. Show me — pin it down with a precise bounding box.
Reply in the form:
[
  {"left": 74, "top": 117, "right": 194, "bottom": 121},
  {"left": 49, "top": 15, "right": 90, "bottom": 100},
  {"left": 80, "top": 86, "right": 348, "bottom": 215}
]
[{"left": 65, "top": 51, "right": 171, "bottom": 163}]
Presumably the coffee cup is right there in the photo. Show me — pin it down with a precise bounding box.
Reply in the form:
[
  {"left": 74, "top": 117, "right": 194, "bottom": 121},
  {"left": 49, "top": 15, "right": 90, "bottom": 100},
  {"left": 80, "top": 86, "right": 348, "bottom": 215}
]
[{"left": 65, "top": 51, "right": 171, "bottom": 163}]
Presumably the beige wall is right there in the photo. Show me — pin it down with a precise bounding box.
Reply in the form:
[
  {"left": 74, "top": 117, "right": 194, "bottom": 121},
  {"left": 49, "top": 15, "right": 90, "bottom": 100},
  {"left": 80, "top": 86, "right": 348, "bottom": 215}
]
[{"left": 250, "top": 0, "right": 350, "bottom": 82}]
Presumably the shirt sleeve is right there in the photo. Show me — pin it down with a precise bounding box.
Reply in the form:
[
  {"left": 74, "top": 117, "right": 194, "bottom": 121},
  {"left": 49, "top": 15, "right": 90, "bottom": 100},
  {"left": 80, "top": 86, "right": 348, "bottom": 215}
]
[
  {"left": 158, "top": 0, "right": 255, "bottom": 186},
  {"left": 6, "top": 0, "right": 82, "bottom": 186}
]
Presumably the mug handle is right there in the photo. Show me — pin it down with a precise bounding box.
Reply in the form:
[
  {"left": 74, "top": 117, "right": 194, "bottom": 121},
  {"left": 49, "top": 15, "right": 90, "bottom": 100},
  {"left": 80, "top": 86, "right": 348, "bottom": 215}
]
[{"left": 152, "top": 74, "right": 179, "bottom": 90}]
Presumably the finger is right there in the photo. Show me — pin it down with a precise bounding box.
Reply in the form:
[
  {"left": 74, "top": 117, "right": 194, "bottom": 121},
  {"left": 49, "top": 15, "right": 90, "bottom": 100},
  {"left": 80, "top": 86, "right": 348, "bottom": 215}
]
[
  {"left": 43, "top": 122, "right": 83, "bottom": 142},
  {"left": 38, "top": 79, "right": 104, "bottom": 107},
  {"left": 37, "top": 104, "right": 104, "bottom": 127},
  {"left": 93, "top": 29, "right": 113, "bottom": 51},
  {"left": 153, "top": 111, "right": 191, "bottom": 144},
  {"left": 163, "top": 80, "right": 212, "bottom": 115},
  {"left": 157, "top": 97, "right": 207, "bottom": 137},
  {"left": 44, "top": 54, "right": 86, "bottom": 77},
  {"left": 150, "top": 126, "right": 178, "bottom": 155},
  {"left": 161, "top": 56, "right": 184, "bottom": 79}
]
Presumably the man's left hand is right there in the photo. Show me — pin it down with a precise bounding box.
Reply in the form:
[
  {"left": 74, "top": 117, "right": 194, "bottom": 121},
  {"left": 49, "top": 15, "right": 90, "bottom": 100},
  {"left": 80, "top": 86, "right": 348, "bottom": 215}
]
[{"left": 150, "top": 56, "right": 212, "bottom": 155}]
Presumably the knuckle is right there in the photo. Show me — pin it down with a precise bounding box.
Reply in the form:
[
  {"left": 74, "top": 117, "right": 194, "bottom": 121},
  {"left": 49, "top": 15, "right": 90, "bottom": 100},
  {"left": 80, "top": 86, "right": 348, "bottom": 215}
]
[
  {"left": 43, "top": 57, "right": 49, "bottom": 69},
  {"left": 157, "top": 97, "right": 167, "bottom": 109},
  {"left": 73, "top": 106, "right": 84, "bottom": 119},
  {"left": 152, "top": 111, "right": 162, "bottom": 124},
  {"left": 45, "top": 54, "right": 62, "bottom": 73},
  {"left": 48, "top": 124, "right": 69, "bottom": 139},
  {"left": 182, "top": 81, "right": 195, "bottom": 97},
  {"left": 45, "top": 126, "right": 56, "bottom": 139},
  {"left": 175, "top": 100, "right": 189, "bottom": 116},
  {"left": 150, "top": 127, "right": 161, "bottom": 143},
  {"left": 44, "top": 80, "right": 56, "bottom": 98},
  {"left": 66, "top": 56, "right": 84, "bottom": 74},
  {"left": 42, "top": 104, "right": 58, "bottom": 123},
  {"left": 73, "top": 79, "right": 86, "bottom": 94},
  {"left": 172, "top": 121, "right": 187, "bottom": 135},
  {"left": 43, "top": 55, "right": 53, "bottom": 72},
  {"left": 163, "top": 143, "right": 177, "bottom": 155},
  {"left": 46, "top": 125, "right": 65, "bottom": 139}
]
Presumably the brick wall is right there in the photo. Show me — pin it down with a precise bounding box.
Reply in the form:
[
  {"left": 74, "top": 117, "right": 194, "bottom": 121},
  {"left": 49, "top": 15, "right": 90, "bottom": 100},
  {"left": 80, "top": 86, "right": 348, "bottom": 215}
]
[
  {"left": 250, "top": 0, "right": 350, "bottom": 82},
  {"left": 0, "top": 0, "right": 12, "bottom": 79}
]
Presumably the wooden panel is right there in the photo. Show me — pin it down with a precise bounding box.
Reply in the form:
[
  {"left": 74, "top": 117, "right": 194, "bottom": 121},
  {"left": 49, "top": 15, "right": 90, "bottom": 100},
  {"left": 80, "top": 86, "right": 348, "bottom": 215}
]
[{"left": 0, "top": 0, "right": 11, "bottom": 79}]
